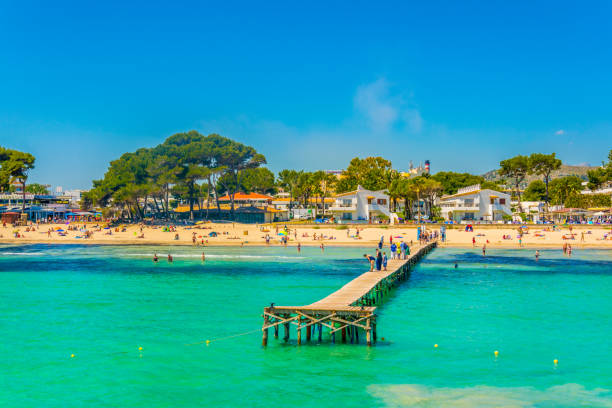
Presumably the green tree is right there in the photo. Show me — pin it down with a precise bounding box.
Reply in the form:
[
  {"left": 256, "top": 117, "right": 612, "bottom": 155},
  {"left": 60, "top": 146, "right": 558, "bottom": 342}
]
[
  {"left": 389, "top": 178, "right": 417, "bottom": 220},
  {"left": 523, "top": 180, "right": 546, "bottom": 201},
  {"left": 0, "top": 147, "right": 36, "bottom": 213},
  {"left": 529, "top": 152, "right": 562, "bottom": 206},
  {"left": 548, "top": 176, "right": 583, "bottom": 205},
  {"left": 499, "top": 155, "right": 530, "bottom": 203},
  {"left": 311, "top": 170, "right": 337, "bottom": 218},
  {"left": 25, "top": 183, "right": 50, "bottom": 195},
  {"left": 336, "top": 157, "right": 393, "bottom": 193},
  {"left": 587, "top": 149, "right": 612, "bottom": 190},
  {"left": 431, "top": 171, "right": 485, "bottom": 195},
  {"left": 277, "top": 169, "right": 300, "bottom": 215}
]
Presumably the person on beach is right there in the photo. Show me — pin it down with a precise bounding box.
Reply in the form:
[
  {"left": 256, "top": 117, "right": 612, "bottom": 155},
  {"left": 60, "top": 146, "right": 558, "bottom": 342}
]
[
  {"left": 382, "top": 252, "right": 388, "bottom": 271},
  {"left": 201, "top": 252, "right": 205, "bottom": 262},
  {"left": 535, "top": 250, "right": 540, "bottom": 261},
  {"left": 297, "top": 243, "right": 301, "bottom": 253},
  {"left": 378, "top": 236, "right": 383, "bottom": 249},
  {"left": 153, "top": 253, "right": 159, "bottom": 263},
  {"left": 482, "top": 244, "right": 486, "bottom": 257},
  {"left": 320, "top": 243, "right": 325, "bottom": 252},
  {"left": 168, "top": 254, "right": 173, "bottom": 263},
  {"left": 375, "top": 249, "right": 382, "bottom": 271},
  {"left": 563, "top": 242, "right": 567, "bottom": 254},
  {"left": 472, "top": 236, "right": 476, "bottom": 247},
  {"left": 364, "top": 254, "right": 375, "bottom": 271},
  {"left": 567, "top": 244, "right": 572, "bottom": 256}
]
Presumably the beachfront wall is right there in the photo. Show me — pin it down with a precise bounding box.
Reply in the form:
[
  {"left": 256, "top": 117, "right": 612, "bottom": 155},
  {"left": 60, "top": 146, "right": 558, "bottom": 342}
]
[
  {"left": 329, "top": 185, "right": 392, "bottom": 222},
  {"left": 440, "top": 185, "right": 511, "bottom": 223}
]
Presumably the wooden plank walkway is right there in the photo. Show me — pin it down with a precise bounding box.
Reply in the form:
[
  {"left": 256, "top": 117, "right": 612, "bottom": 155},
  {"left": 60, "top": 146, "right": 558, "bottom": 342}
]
[{"left": 261, "top": 240, "right": 437, "bottom": 346}]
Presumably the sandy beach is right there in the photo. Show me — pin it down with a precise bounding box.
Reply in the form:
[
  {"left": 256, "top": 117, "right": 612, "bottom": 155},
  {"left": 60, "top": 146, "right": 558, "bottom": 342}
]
[{"left": 1, "top": 222, "right": 611, "bottom": 249}]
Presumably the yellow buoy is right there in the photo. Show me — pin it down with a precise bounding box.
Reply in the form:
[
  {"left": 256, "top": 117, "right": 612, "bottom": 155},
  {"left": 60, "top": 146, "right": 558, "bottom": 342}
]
[
  {"left": 206, "top": 340, "right": 211, "bottom": 345},
  {"left": 554, "top": 359, "right": 558, "bottom": 365},
  {"left": 138, "top": 346, "right": 143, "bottom": 351},
  {"left": 434, "top": 344, "right": 438, "bottom": 348},
  {"left": 494, "top": 350, "right": 499, "bottom": 356},
  {"left": 70, "top": 354, "right": 75, "bottom": 358}
]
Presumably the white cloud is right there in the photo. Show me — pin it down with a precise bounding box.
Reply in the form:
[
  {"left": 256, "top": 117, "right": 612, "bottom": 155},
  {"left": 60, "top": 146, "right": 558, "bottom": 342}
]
[
  {"left": 198, "top": 78, "right": 426, "bottom": 172},
  {"left": 354, "top": 78, "right": 423, "bottom": 134},
  {"left": 555, "top": 129, "right": 565, "bottom": 135}
]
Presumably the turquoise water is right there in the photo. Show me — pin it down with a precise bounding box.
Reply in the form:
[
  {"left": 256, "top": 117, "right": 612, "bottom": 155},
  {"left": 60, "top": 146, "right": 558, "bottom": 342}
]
[{"left": 1, "top": 244, "right": 611, "bottom": 407}]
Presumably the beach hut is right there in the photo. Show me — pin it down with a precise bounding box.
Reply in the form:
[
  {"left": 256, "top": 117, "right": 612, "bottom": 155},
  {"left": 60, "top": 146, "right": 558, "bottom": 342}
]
[{"left": 1, "top": 211, "right": 20, "bottom": 224}]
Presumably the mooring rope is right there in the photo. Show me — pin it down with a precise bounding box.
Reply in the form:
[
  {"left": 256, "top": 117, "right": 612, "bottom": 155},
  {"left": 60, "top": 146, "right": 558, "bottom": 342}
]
[{"left": 185, "top": 328, "right": 262, "bottom": 346}]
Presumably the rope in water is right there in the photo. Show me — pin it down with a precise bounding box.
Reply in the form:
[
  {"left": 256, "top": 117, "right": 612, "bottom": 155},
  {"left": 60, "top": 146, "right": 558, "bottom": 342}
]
[{"left": 185, "top": 328, "right": 262, "bottom": 346}]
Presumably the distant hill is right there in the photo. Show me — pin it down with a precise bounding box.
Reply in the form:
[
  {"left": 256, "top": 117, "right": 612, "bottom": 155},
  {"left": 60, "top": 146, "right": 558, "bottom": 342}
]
[{"left": 482, "top": 164, "right": 598, "bottom": 189}]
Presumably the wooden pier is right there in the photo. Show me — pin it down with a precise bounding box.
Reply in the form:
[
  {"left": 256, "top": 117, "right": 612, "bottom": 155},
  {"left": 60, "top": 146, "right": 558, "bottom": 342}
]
[{"left": 261, "top": 241, "right": 437, "bottom": 346}]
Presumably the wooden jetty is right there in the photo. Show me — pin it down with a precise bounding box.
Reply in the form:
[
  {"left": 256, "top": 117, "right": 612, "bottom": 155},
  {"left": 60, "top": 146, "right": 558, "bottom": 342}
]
[{"left": 261, "top": 241, "right": 437, "bottom": 346}]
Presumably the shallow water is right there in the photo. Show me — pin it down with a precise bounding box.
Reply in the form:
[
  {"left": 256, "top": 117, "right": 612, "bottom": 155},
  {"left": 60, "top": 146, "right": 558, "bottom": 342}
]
[{"left": 0, "top": 244, "right": 611, "bottom": 407}]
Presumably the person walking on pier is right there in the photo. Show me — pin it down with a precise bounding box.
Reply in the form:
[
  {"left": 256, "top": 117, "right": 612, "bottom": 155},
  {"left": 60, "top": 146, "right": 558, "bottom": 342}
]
[
  {"left": 382, "top": 252, "right": 388, "bottom": 271},
  {"left": 390, "top": 242, "right": 397, "bottom": 259},
  {"left": 375, "top": 249, "right": 383, "bottom": 271},
  {"left": 364, "top": 253, "right": 375, "bottom": 271}
]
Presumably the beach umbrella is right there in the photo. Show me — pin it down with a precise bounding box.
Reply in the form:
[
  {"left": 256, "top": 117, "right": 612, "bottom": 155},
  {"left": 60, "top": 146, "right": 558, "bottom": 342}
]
[{"left": 56, "top": 229, "right": 65, "bottom": 232}]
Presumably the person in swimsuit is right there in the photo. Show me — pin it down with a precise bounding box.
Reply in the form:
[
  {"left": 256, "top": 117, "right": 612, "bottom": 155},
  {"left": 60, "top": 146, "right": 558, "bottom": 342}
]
[{"left": 364, "top": 254, "right": 375, "bottom": 271}]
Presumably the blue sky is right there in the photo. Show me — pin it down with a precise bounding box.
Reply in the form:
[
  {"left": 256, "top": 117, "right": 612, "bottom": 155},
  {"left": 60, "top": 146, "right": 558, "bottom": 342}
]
[{"left": 1, "top": 1, "right": 611, "bottom": 189}]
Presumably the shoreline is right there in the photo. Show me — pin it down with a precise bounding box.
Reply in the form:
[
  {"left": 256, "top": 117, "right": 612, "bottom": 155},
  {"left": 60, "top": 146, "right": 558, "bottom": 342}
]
[
  {"left": 1, "top": 239, "right": 611, "bottom": 249},
  {"left": 1, "top": 223, "right": 611, "bottom": 249}
]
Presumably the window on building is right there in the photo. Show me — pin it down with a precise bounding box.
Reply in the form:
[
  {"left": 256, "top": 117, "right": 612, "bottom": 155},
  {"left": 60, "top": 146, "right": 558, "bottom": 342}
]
[
  {"left": 499, "top": 198, "right": 506, "bottom": 205},
  {"left": 377, "top": 199, "right": 386, "bottom": 205},
  {"left": 464, "top": 199, "right": 474, "bottom": 206},
  {"left": 490, "top": 198, "right": 495, "bottom": 204},
  {"left": 367, "top": 198, "right": 373, "bottom": 204}
]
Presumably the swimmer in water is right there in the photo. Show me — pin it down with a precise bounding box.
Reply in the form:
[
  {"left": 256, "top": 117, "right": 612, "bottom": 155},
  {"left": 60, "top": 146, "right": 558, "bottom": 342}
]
[
  {"left": 153, "top": 253, "right": 159, "bottom": 262},
  {"left": 482, "top": 244, "right": 486, "bottom": 257},
  {"left": 454, "top": 262, "right": 458, "bottom": 269},
  {"left": 535, "top": 250, "right": 540, "bottom": 261},
  {"left": 297, "top": 243, "right": 301, "bottom": 253},
  {"left": 201, "top": 252, "right": 205, "bottom": 262},
  {"left": 168, "top": 254, "right": 173, "bottom": 263}
]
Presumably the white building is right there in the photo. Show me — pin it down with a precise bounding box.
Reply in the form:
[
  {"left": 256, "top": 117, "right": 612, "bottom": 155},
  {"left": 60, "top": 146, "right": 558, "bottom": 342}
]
[
  {"left": 514, "top": 201, "right": 546, "bottom": 223},
  {"left": 329, "top": 185, "right": 396, "bottom": 223},
  {"left": 440, "top": 184, "right": 511, "bottom": 223}
]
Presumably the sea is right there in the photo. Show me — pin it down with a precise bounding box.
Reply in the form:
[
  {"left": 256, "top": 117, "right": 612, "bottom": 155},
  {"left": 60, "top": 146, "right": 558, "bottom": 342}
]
[{"left": 0, "top": 244, "right": 611, "bottom": 407}]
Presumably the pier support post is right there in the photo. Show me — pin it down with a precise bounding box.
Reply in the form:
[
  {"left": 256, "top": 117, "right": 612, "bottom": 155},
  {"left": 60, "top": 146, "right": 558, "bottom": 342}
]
[
  {"left": 284, "top": 320, "right": 290, "bottom": 342},
  {"left": 274, "top": 324, "right": 279, "bottom": 339},
  {"left": 366, "top": 318, "right": 372, "bottom": 346},
  {"left": 262, "top": 313, "right": 269, "bottom": 347},
  {"left": 318, "top": 323, "right": 322, "bottom": 342},
  {"left": 297, "top": 318, "right": 302, "bottom": 345},
  {"left": 342, "top": 327, "right": 347, "bottom": 343},
  {"left": 306, "top": 325, "right": 311, "bottom": 342},
  {"left": 373, "top": 322, "right": 377, "bottom": 343},
  {"left": 331, "top": 323, "right": 335, "bottom": 343}
]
